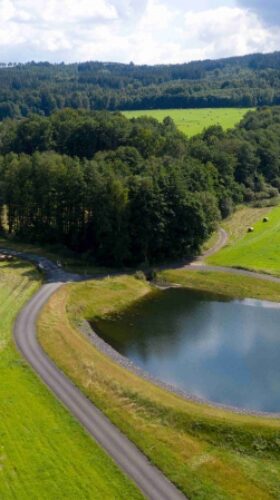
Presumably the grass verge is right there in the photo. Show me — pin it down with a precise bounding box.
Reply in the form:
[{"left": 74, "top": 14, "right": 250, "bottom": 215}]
[
  {"left": 0, "top": 261, "right": 143, "bottom": 499},
  {"left": 158, "top": 269, "right": 280, "bottom": 302},
  {"left": 38, "top": 274, "right": 280, "bottom": 499}
]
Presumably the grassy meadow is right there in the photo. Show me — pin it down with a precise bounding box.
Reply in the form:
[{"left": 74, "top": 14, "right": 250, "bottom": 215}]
[
  {"left": 0, "top": 261, "right": 143, "bottom": 499},
  {"left": 158, "top": 268, "right": 280, "bottom": 302},
  {"left": 122, "top": 108, "right": 253, "bottom": 136},
  {"left": 208, "top": 204, "right": 280, "bottom": 275},
  {"left": 38, "top": 274, "right": 280, "bottom": 499}
]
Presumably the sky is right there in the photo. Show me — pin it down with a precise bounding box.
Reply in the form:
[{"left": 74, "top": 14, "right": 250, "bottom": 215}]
[{"left": 0, "top": 0, "right": 279, "bottom": 64}]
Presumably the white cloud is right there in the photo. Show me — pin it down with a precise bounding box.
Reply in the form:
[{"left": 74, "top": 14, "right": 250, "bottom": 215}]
[
  {"left": 139, "top": 0, "right": 174, "bottom": 29},
  {"left": 236, "top": 0, "right": 280, "bottom": 26},
  {"left": 13, "top": 0, "right": 118, "bottom": 23},
  {"left": 0, "top": 0, "right": 279, "bottom": 64},
  {"left": 182, "top": 6, "right": 280, "bottom": 61},
  {"left": 0, "top": 0, "right": 15, "bottom": 21}
]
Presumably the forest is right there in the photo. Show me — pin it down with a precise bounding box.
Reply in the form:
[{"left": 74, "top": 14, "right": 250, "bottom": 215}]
[
  {"left": 0, "top": 51, "right": 280, "bottom": 119},
  {"left": 0, "top": 106, "right": 280, "bottom": 266}
]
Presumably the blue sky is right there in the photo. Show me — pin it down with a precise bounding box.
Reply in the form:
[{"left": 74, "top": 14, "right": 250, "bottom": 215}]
[{"left": 0, "top": 0, "right": 279, "bottom": 63}]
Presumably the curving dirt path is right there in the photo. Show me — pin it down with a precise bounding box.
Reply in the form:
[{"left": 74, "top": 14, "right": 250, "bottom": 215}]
[
  {"left": 185, "top": 263, "right": 280, "bottom": 283},
  {"left": 199, "top": 227, "right": 228, "bottom": 259},
  {"left": 185, "top": 227, "right": 280, "bottom": 283}
]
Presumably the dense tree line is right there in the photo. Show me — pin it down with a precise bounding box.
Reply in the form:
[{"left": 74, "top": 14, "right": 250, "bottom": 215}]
[
  {"left": 1, "top": 52, "right": 280, "bottom": 119},
  {"left": 0, "top": 107, "right": 279, "bottom": 266}
]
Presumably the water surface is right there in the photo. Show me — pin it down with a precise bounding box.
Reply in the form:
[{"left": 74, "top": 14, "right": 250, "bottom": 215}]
[{"left": 93, "top": 288, "right": 280, "bottom": 413}]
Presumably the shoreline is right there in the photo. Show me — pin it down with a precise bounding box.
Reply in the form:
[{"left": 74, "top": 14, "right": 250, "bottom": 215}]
[
  {"left": 79, "top": 318, "right": 280, "bottom": 420},
  {"left": 4, "top": 241, "right": 280, "bottom": 419}
]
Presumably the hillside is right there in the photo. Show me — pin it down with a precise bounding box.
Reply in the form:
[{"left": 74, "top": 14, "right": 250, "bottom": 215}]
[
  {"left": 1, "top": 106, "right": 280, "bottom": 266},
  {"left": 1, "top": 51, "right": 280, "bottom": 119}
]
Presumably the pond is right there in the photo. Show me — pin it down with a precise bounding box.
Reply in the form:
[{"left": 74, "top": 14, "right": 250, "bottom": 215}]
[{"left": 93, "top": 288, "right": 280, "bottom": 413}]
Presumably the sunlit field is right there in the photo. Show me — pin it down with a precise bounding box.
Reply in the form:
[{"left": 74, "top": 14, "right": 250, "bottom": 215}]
[
  {"left": 122, "top": 108, "right": 253, "bottom": 136},
  {"left": 208, "top": 204, "right": 280, "bottom": 276}
]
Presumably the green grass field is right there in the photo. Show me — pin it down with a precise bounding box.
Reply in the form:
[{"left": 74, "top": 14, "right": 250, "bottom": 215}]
[
  {"left": 158, "top": 268, "right": 280, "bottom": 302},
  {"left": 38, "top": 274, "right": 280, "bottom": 499},
  {"left": 208, "top": 204, "right": 280, "bottom": 275},
  {"left": 0, "top": 261, "right": 142, "bottom": 499},
  {"left": 122, "top": 108, "right": 253, "bottom": 136}
]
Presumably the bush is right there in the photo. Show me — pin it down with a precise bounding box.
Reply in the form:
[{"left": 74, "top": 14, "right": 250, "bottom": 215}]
[
  {"left": 267, "top": 186, "right": 279, "bottom": 198},
  {"left": 134, "top": 270, "right": 146, "bottom": 281}
]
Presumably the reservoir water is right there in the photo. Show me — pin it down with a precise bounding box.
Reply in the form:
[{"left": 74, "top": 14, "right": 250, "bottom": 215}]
[{"left": 93, "top": 288, "right": 280, "bottom": 413}]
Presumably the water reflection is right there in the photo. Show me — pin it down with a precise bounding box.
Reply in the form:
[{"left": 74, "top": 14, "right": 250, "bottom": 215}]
[{"left": 93, "top": 288, "right": 280, "bottom": 413}]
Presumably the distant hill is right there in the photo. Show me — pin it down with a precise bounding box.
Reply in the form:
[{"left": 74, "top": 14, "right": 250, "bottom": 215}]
[{"left": 0, "top": 51, "right": 280, "bottom": 119}]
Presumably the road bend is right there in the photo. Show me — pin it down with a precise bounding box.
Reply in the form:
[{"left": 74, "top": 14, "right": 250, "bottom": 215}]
[
  {"left": 14, "top": 282, "right": 186, "bottom": 500},
  {"left": 13, "top": 228, "right": 279, "bottom": 500}
]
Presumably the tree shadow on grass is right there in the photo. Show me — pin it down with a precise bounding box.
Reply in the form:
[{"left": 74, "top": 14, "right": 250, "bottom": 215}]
[{"left": 0, "top": 259, "right": 42, "bottom": 282}]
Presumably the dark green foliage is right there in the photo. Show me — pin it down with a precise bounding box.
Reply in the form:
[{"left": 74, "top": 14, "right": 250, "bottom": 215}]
[
  {"left": 1, "top": 52, "right": 280, "bottom": 118},
  {"left": 0, "top": 106, "right": 280, "bottom": 266}
]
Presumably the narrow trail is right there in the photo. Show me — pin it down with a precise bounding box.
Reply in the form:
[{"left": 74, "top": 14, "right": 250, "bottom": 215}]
[
  {"left": 185, "top": 264, "right": 280, "bottom": 284},
  {"left": 184, "top": 228, "right": 280, "bottom": 283},
  {"left": 4, "top": 228, "right": 280, "bottom": 500},
  {"left": 197, "top": 227, "right": 228, "bottom": 259}
]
